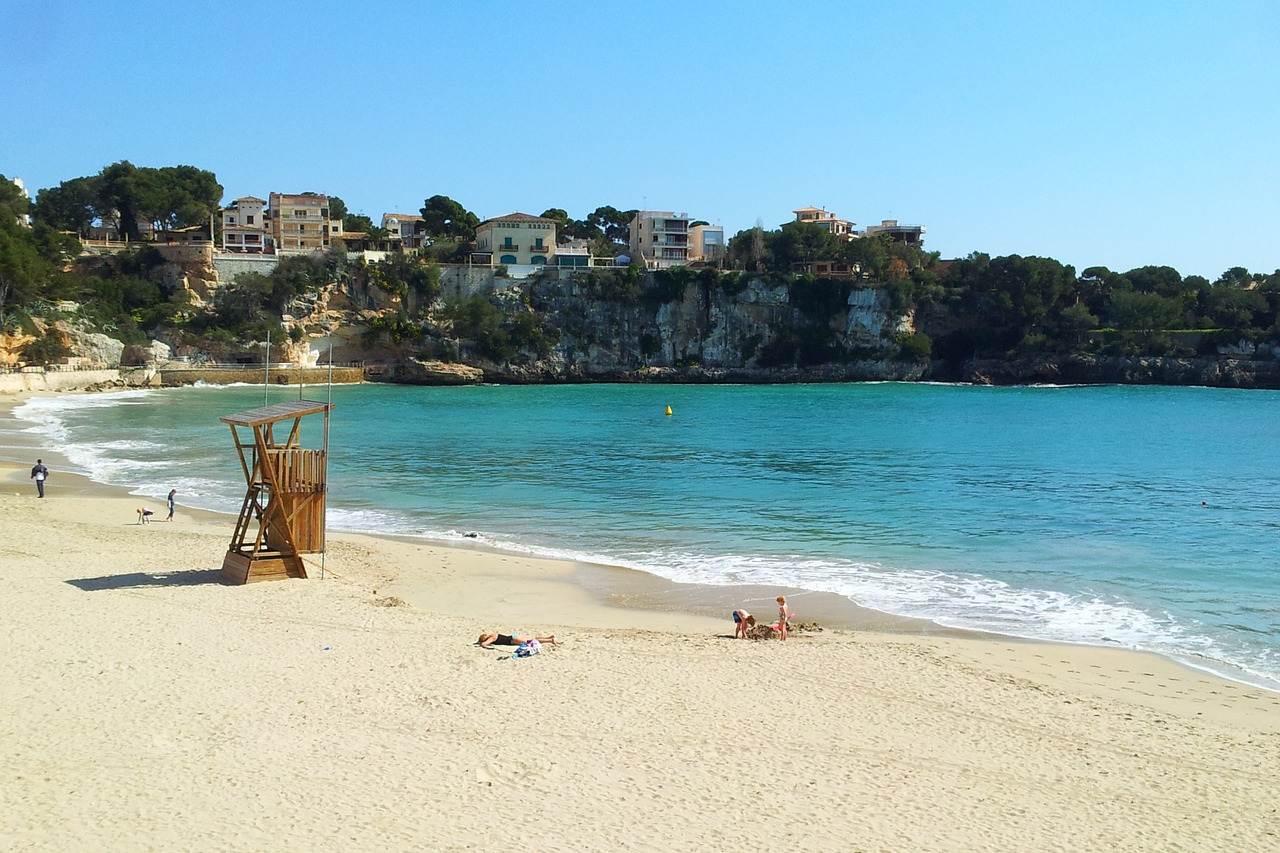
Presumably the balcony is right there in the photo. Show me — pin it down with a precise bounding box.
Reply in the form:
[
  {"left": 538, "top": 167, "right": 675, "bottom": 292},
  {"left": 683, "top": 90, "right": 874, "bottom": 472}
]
[{"left": 497, "top": 244, "right": 519, "bottom": 252}]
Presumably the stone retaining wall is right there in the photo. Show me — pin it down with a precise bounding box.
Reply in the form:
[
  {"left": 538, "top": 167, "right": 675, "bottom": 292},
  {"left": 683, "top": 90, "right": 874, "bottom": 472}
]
[{"left": 158, "top": 366, "right": 365, "bottom": 387}]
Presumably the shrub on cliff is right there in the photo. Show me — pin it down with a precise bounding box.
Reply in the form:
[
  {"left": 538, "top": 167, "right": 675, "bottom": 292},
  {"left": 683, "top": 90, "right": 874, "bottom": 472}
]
[
  {"left": 23, "top": 328, "right": 71, "bottom": 365},
  {"left": 895, "top": 331, "right": 933, "bottom": 362}
]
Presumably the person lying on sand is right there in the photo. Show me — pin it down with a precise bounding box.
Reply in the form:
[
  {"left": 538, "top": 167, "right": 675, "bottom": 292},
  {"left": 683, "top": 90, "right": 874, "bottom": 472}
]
[
  {"left": 732, "top": 609, "right": 756, "bottom": 639},
  {"left": 477, "top": 631, "right": 557, "bottom": 648}
]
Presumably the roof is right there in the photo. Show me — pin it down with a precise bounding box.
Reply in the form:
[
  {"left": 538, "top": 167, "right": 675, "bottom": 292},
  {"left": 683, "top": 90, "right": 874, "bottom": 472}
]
[
  {"left": 793, "top": 206, "right": 829, "bottom": 213},
  {"left": 220, "top": 400, "right": 332, "bottom": 427},
  {"left": 233, "top": 196, "right": 266, "bottom": 204},
  {"left": 382, "top": 212, "right": 423, "bottom": 221},
  {"left": 271, "top": 193, "right": 328, "bottom": 205},
  {"left": 476, "top": 212, "right": 556, "bottom": 227}
]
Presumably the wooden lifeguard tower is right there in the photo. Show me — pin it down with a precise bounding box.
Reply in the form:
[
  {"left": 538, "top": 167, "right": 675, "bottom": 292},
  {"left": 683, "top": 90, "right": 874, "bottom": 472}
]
[{"left": 219, "top": 400, "right": 332, "bottom": 584}]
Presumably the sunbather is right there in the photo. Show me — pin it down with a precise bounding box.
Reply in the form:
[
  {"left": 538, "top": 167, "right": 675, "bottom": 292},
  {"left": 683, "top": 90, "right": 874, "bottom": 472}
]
[{"left": 477, "top": 631, "right": 557, "bottom": 648}]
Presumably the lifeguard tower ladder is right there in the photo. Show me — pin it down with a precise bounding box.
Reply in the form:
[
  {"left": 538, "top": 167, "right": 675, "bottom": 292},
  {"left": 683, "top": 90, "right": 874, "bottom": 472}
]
[{"left": 219, "top": 400, "right": 332, "bottom": 584}]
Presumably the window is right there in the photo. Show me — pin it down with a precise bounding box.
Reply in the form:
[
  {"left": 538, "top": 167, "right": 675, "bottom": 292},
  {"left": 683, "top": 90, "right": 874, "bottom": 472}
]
[
  {"left": 298, "top": 224, "right": 306, "bottom": 233},
  {"left": 246, "top": 215, "right": 254, "bottom": 225},
  {"left": 227, "top": 216, "right": 236, "bottom": 225},
  {"left": 503, "top": 237, "right": 514, "bottom": 248},
  {"left": 294, "top": 210, "right": 307, "bottom": 218}
]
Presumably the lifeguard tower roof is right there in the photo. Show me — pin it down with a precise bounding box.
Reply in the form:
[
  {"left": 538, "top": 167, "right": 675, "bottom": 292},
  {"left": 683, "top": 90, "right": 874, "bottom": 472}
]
[{"left": 220, "top": 400, "right": 332, "bottom": 427}]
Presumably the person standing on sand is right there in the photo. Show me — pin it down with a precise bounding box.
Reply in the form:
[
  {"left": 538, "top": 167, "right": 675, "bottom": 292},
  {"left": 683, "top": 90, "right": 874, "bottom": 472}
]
[
  {"left": 30, "top": 459, "right": 48, "bottom": 498},
  {"left": 775, "top": 596, "right": 792, "bottom": 641},
  {"left": 732, "top": 609, "right": 756, "bottom": 639},
  {"left": 166, "top": 489, "right": 176, "bottom": 521}
]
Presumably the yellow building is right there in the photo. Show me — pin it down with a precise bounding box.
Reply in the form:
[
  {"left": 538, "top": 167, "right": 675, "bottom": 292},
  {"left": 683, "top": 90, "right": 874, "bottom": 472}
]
[
  {"left": 473, "top": 212, "right": 557, "bottom": 265},
  {"left": 268, "top": 192, "right": 343, "bottom": 255}
]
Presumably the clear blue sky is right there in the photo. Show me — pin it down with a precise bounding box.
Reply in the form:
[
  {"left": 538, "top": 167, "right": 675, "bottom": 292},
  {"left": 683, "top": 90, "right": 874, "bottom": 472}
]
[{"left": 3, "top": 0, "right": 1277, "bottom": 277}]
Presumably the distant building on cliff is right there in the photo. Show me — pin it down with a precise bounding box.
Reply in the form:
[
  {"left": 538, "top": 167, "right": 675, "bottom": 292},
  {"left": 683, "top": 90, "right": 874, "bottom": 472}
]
[
  {"left": 472, "top": 212, "right": 557, "bottom": 266},
  {"left": 863, "top": 219, "right": 925, "bottom": 246},
  {"left": 629, "top": 211, "right": 691, "bottom": 269},
  {"left": 791, "top": 206, "right": 855, "bottom": 239},
  {"left": 221, "top": 196, "right": 270, "bottom": 253},
  {"left": 381, "top": 213, "right": 427, "bottom": 249},
  {"left": 687, "top": 223, "right": 725, "bottom": 263},
  {"left": 268, "top": 192, "right": 343, "bottom": 255},
  {"left": 11, "top": 177, "right": 31, "bottom": 228}
]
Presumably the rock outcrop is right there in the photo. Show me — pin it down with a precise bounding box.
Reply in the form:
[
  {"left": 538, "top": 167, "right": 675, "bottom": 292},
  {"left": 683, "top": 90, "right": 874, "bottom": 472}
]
[{"left": 382, "top": 359, "right": 485, "bottom": 385}]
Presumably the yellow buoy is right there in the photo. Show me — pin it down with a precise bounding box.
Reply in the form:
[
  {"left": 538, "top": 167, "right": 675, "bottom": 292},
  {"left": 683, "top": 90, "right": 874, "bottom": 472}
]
[{"left": 665, "top": 405, "right": 673, "bottom": 416}]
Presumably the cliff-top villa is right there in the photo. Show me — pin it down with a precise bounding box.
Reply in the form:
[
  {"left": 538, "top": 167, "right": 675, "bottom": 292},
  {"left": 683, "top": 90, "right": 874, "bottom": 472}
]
[
  {"left": 269, "top": 192, "right": 343, "bottom": 255},
  {"left": 471, "top": 212, "right": 557, "bottom": 266},
  {"left": 864, "top": 218, "right": 925, "bottom": 246},
  {"left": 629, "top": 211, "right": 690, "bottom": 270},
  {"left": 793, "top": 206, "right": 856, "bottom": 239},
  {"left": 382, "top": 213, "right": 427, "bottom": 249},
  {"left": 221, "top": 196, "right": 269, "bottom": 253}
]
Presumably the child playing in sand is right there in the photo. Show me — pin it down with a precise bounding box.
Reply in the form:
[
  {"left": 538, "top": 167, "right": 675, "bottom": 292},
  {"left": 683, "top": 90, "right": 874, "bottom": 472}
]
[
  {"left": 732, "top": 609, "right": 756, "bottom": 639},
  {"left": 775, "top": 596, "right": 792, "bottom": 641},
  {"left": 136, "top": 507, "right": 154, "bottom": 524}
]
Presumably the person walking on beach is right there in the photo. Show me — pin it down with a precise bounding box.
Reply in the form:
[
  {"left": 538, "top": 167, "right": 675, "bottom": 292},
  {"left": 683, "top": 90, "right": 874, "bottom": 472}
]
[
  {"left": 775, "top": 596, "right": 792, "bottom": 641},
  {"left": 732, "top": 608, "right": 756, "bottom": 639},
  {"left": 30, "top": 459, "right": 48, "bottom": 498},
  {"left": 166, "top": 489, "right": 176, "bottom": 521}
]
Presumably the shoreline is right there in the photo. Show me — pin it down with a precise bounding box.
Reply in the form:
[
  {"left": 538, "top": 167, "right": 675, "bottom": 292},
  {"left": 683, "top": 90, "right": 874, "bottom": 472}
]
[
  {"left": 2, "top": 391, "right": 1278, "bottom": 850},
  {"left": 2, "top": 386, "right": 1275, "bottom": 692}
]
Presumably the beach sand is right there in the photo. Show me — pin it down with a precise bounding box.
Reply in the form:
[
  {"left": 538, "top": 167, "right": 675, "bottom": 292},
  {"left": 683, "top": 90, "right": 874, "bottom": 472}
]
[{"left": 0, "top": 454, "right": 1277, "bottom": 851}]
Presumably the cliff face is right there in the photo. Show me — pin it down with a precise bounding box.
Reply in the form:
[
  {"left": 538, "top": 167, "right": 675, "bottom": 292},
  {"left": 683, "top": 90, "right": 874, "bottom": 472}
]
[{"left": 467, "top": 272, "right": 921, "bottom": 382}]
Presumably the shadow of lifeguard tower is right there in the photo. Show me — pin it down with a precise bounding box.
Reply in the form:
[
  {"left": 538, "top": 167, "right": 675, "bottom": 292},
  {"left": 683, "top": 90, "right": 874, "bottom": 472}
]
[{"left": 219, "top": 400, "right": 331, "bottom": 584}]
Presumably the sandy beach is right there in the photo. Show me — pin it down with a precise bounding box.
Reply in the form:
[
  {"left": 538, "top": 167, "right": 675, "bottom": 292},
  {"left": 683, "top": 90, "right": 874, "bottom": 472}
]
[{"left": 1, "top": 414, "right": 1278, "bottom": 852}]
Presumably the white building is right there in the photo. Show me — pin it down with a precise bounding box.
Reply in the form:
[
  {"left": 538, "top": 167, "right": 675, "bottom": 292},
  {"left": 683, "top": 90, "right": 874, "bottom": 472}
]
[
  {"left": 381, "top": 212, "right": 426, "bottom": 249},
  {"left": 11, "top": 177, "right": 31, "bottom": 227},
  {"left": 221, "top": 196, "right": 270, "bottom": 253},
  {"left": 628, "top": 211, "right": 690, "bottom": 269}
]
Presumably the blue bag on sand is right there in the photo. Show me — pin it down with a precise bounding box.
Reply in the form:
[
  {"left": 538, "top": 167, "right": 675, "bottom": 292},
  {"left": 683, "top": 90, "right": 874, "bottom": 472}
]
[{"left": 514, "top": 639, "right": 541, "bottom": 658}]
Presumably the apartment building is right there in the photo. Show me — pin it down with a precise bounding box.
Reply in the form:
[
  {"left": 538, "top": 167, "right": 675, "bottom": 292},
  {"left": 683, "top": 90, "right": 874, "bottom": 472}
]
[
  {"left": 381, "top": 212, "right": 427, "bottom": 249},
  {"left": 473, "top": 212, "right": 557, "bottom": 265},
  {"left": 687, "top": 223, "right": 725, "bottom": 263},
  {"left": 629, "top": 211, "right": 690, "bottom": 269},
  {"left": 221, "top": 196, "right": 270, "bottom": 253},
  {"left": 792, "top": 206, "right": 856, "bottom": 239},
  {"left": 268, "top": 192, "right": 342, "bottom": 254}
]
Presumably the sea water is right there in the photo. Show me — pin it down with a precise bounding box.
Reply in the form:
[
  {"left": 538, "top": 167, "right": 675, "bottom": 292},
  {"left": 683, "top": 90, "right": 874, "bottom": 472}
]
[{"left": 12, "top": 382, "right": 1279, "bottom": 689}]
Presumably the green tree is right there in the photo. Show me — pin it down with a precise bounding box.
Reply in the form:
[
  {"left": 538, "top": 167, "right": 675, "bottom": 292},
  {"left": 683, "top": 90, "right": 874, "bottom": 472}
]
[
  {"left": 1056, "top": 301, "right": 1099, "bottom": 348},
  {"left": 1202, "top": 287, "right": 1267, "bottom": 331},
  {"left": 586, "top": 206, "right": 635, "bottom": 244},
  {"left": 33, "top": 177, "right": 101, "bottom": 235},
  {"left": 420, "top": 195, "right": 479, "bottom": 240},
  {"left": 343, "top": 213, "right": 375, "bottom": 233},
  {"left": 327, "top": 195, "right": 348, "bottom": 223},
  {"left": 1105, "top": 290, "right": 1183, "bottom": 330}
]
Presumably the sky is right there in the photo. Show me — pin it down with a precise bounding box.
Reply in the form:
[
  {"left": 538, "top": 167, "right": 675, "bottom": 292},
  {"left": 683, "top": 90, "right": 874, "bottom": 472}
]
[{"left": 2, "top": 0, "right": 1277, "bottom": 278}]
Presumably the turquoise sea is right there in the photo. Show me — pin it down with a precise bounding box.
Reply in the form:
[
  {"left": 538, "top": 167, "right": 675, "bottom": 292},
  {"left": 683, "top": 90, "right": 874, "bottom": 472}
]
[{"left": 13, "top": 382, "right": 1280, "bottom": 689}]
